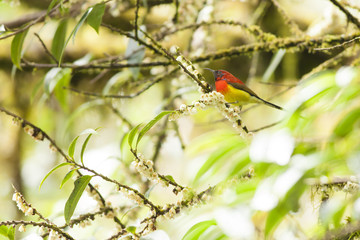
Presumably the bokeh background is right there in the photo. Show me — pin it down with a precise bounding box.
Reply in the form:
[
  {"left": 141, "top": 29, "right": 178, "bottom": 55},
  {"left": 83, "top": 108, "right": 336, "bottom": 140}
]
[{"left": 1, "top": 0, "right": 360, "bottom": 239}]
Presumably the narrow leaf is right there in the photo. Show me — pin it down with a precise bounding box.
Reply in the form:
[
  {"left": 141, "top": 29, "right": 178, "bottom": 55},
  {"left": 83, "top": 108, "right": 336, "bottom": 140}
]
[
  {"left": 128, "top": 123, "right": 142, "bottom": 150},
  {"left": 194, "top": 144, "right": 237, "bottom": 183},
  {"left": 68, "top": 136, "right": 79, "bottom": 159},
  {"left": 334, "top": 108, "right": 360, "bottom": 137},
  {"left": 120, "top": 132, "right": 130, "bottom": 160},
  {"left": 136, "top": 111, "right": 173, "bottom": 148},
  {"left": 58, "top": 8, "right": 92, "bottom": 65},
  {"left": 51, "top": 19, "right": 68, "bottom": 61},
  {"left": 60, "top": 168, "right": 80, "bottom": 189},
  {"left": 47, "top": 0, "right": 60, "bottom": 13},
  {"left": 11, "top": 29, "right": 28, "bottom": 70},
  {"left": 64, "top": 175, "right": 92, "bottom": 224},
  {"left": 80, "top": 127, "right": 100, "bottom": 165},
  {"left": 182, "top": 220, "right": 217, "bottom": 240},
  {"left": 39, "top": 162, "right": 73, "bottom": 190},
  {"left": 87, "top": 3, "right": 105, "bottom": 34}
]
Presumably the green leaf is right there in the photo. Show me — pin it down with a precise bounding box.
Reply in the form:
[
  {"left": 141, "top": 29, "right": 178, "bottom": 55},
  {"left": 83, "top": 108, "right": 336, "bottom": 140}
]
[
  {"left": 68, "top": 136, "right": 79, "bottom": 159},
  {"left": 39, "top": 162, "right": 73, "bottom": 190},
  {"left": 265, "top": 178, "right": 307, "bottom": 237},
  {"left": 60, "top": 168, "right": 80, "bottom": 189},
  {"left": 164, "top": 175, "right": 175, "bottom": 183},
  {"left": 47, "top": 0, "right": 60, "bottom": 13},
  {"left": 136, "top": 111, "right": 173, "bottom": 148},
  {"left": 11, "top": 29, "right": 28, "bottom": 70},
  {"left": 193, "top": 143, "right": 238, "bottom": 183},
  {"left": 43, "top": 68, "right": 71, "bottom": 97},
  {"left": 182, "top": 220, "right": 217, "bottom": 240},
  {"left": 87, "top": 3, "right": 105, "bottom": 34},
  {"left": 128, "top": 123, "right": 142, "bottom": 150},
  {"left": 126, "top": 226, "right": 136, "bottom": 234},
  {"left": 54, "top": 68, "right": 72, "bottom": 110},
  {"left": 334, "top": 108, "right": 360, "bottom": 137},
  {"left": 120, "top": 132, "right": 129, "bottom": 160},
  {"left": 58, "top": 8, "right": 92, "bottom": 65},
  {"left": 64, "top": 99, "right": 105, "bottom": 133},
  {"left": 51, "top": 19, "right": 67, "bottom": 61},
  {"left": 64, "top": 175, "right": 92, "bottom": 224},
  {"left": 0, "top": 225, "right": 14, "bottom": 240},
  {"left": 80, "top": 128, "right": 100, "bottom": 165}
]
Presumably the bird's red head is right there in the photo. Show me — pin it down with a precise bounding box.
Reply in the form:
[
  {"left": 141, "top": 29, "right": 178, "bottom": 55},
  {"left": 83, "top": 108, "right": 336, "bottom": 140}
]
[{"left": 204, "top": 68, "right": 244, "bottom": 85}]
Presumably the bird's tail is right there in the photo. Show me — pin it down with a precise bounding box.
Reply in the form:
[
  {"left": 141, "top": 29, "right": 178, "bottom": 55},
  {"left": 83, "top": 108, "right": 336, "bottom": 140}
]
[{"left": 261, "top": 99, "right": 283, "bottom": 110}]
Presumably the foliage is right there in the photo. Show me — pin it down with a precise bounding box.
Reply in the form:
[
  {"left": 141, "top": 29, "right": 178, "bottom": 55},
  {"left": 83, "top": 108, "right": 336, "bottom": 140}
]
[{"left": 1, "top": 0, "right": 360, "bottom": 239}]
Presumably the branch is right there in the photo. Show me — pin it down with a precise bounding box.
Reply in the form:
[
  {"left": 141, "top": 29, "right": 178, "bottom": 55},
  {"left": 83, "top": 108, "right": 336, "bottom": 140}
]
[
  {"left": 0, "top": 106, "right": 162, "bottom": 217},
  {"left": 64, "top": 68, "right": 178, "bottom": 99},
  {"left": 0, "top": 220, "right": 74, "bottom": 240},
  {"left": 0, "top": 1, "right": 63, "bottom": 40},
  {"left": 329, "top": 0, "right": 360, "bottom": 29},
  {"left": 270, "top": 0, "right": 303, "bottom": 36},
  {"left": 192, "top": 33, "right": 360, "bottom": 62},
  {"left": 34, "top": 33, "right": 59, "bottom": 64}
]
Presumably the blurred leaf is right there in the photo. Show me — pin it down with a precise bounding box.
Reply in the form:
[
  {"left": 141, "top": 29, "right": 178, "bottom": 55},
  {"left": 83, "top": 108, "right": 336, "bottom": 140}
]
[
  {"left": 188, "top": 130, "right": 244, "bottom": 155},
  {"left": 125, "top": 26, "right": 146, "bottom": 79},
  {"left": 334, "top": 108, "right": 360, "bottom": 137},
  {"left": 47, "top": 0, "right": 60, "bottom": 13},
  {"left": 102, "top": 71, "right": 132, "bottom": 95},
  {"left": 10, "top": 29, "right": 28, "bottom": 70},
  {"left": 64, "top": 175, "right": 92, "bottom": 224},
  {"left": 43, "top": 68, "right": 71, "bottom": 100},
  {"left": 58, "top": 8, "right": 92, "bottom": 65},
  {"left": 164, "top": 175, "right": 175, "bottom": 182},
  {"left": 228, "top": 153, "right": 250, "bottom": 178},
  {"left": 68, "top": 136, "right": 80, "bottom": 159},
  {"left": 194, "top": 143, "right": 240, "bottom": 184},
  {"left": 39, "top": 162, "right": 73, "bottom": 190},
  {"left": 51, "top": 19, "right": 67, "bottom": 61},
  {"left": 145, "top": 184, "right": 157, "bottom": 198},
  {"left": 60, "top": 168, "right": 79, "bottom": 189},
  {"left": 87, "top": 3, "right": 105, "bottom": 34},
  {"left": 0, "top": 226, "right": 14, "bottom": 240},
  {"left": 126, "top": 226, "right": 136, "bottom": 234},
  {"left": 120, "top": 132, "right": 129, "bottom": 160},
  {"left": 80, "top": 128, "right": 100, "bottom": 165},
  {"left": 262, "top": 49, "right": 286, "bottom": 83},
  {"left": 128, "top": 123, "right": 142, "bottom": 150},
  {"left": 182, "top": 220, "right": 217, "bottom": 240},
  {"left": 136, "top": 111, "right": 173, "bottom": 148},
  {"left": 265, "top": 178, "right": 307, "bottom": 237},
  {"left": 54, "top": 68, "right": 72, "bottom": 110},
  {"left": 64, "top": 99, "right": 105, "bottom": 133}
]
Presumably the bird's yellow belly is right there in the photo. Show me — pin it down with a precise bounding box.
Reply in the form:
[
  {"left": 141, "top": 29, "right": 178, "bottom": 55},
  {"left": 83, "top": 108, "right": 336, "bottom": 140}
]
[{"left": 224, "top": 85, "right": 259, "bottom": 105}]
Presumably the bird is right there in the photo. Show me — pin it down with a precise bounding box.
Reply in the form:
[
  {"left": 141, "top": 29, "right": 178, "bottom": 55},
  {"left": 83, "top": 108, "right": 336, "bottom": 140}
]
[{"left": 204, "top": 68, "right": 283, "bottom": 110}]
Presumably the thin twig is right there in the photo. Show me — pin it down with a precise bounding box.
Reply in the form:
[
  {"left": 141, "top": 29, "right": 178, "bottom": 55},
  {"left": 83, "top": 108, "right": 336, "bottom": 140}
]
[
  {"left": 134, "top": 0, "right": 140, "bottom": 40},
  {"left": 34, "top": 33, "right": 59, "bottom": 64},
  {"left": 270, "top": 0, "right": 303, "bottom": 36},
  {"left": 329, "top": 0, "right": 360, "bottom": 29},
  {"left": 65, "top": 68, "right": 177, "bottom": 99},
  {"left": 249, "top": 120, "right": 282, "bottom": 133},
  {"left": 0, "top": 220, "right": 74, "bottom": 240},
  {"left": 0, "top": 1, "right": 63, "bottom": 40}
]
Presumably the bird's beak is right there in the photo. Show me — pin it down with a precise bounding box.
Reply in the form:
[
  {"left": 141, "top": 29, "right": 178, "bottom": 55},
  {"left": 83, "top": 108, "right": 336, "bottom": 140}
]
[
  {"left": 204, "top": 68, "right": 217, "bottom": 78},
  {"left": 204, "top": 68, "right": 215, "bottom": 73}
]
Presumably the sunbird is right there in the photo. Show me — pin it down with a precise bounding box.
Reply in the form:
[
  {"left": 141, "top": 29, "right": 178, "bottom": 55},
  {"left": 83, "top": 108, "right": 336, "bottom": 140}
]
[{"left": 205, "top": 68, "right": 283, "bottom": 110}]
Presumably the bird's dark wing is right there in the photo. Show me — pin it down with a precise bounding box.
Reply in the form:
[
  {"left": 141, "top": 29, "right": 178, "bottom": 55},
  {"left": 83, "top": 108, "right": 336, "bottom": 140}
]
[{"left": 227, "top": 81, "right": 259, "bottom": 97}]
